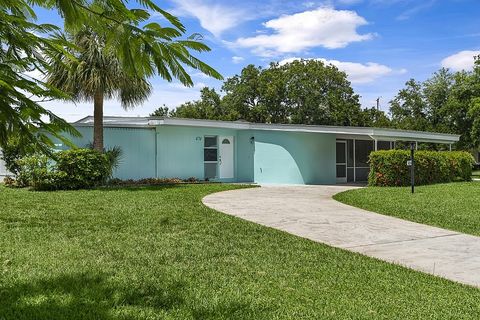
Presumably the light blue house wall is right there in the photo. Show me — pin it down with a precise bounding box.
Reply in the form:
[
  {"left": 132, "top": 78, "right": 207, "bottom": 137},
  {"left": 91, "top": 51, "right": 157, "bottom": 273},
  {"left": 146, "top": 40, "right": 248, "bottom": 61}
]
[
  {"left": 65, "top": 124, "right": 337, "bottom": 185},
  {"left": 236, "top": 130, "right": 255, "bottom": 182},
  {"left": 61, "top": 127, "right": 156, "bottom": 179},
  {"left": 251, "top": 130, "right": 336, "bottom": 184},
  {"left": 155, "top": 125, "right": 238, "bottom": 181}
]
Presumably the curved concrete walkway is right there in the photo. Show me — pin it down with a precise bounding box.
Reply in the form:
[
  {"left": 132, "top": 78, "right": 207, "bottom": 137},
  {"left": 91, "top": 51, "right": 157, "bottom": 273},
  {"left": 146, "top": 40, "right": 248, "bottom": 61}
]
[{"left": 203, "top": 185, "right": 480, "bottom": 287}]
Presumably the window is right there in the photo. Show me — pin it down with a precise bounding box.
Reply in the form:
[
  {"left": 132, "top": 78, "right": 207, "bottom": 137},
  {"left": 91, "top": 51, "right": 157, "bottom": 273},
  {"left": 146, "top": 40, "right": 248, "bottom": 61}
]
[
  {"left": 204, "top": 149, "right": 217, "bottom": 162},
  {"left": 204, "top": 136, "right": 217, "bottom": 179},
  {"left": 204, "top": 136, "right": 217, "bottom": 148}
]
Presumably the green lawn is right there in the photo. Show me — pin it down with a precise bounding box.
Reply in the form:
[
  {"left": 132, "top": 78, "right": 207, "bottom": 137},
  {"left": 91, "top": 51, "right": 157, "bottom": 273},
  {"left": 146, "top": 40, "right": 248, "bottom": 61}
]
[
  {"left": 1, "top": 184, "right": 479, "bottom": 319},
  {"left": 334, "top": 182, "right": 480, "bottom": 237}
]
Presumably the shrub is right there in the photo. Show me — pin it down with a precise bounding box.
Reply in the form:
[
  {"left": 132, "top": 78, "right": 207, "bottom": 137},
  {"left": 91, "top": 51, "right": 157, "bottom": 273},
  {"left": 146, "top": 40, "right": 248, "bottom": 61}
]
[
  {"left": 15, "top": 149, "right": 110, "bottom": 190},
  {"left": 85, "top": 143, "right": 123, "bottom": 178},
  {"left": 16, "top": 154, "right": 51, "bottom": 188},
  {"left": 54, "top": 149, "right": 110, "bottom": 190},
  {"left": 3, "top": 176, "right": 15, "bottom": 187},
  {"left": 1, "top": 137, "right": 33, "bottom": 176},
  {"left": 104, "top": 146, "right": 123, "bottom": 178},
  {"left": 107, "top": 177, "right": 200, "bottom": 186},
  {"left": 369, "top": 150, "right": 475, "bottom": 187}
]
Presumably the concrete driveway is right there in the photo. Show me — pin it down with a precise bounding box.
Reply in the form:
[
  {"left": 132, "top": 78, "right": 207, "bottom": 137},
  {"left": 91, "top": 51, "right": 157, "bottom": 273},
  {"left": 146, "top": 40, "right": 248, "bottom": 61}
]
[{"left": 203, "top": 185, "right": 480, "bottom": 287}]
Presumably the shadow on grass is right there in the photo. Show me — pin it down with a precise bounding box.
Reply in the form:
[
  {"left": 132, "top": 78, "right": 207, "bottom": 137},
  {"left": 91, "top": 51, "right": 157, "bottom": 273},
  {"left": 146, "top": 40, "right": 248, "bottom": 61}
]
[
  {"left": 0, "top": 272, "right": 262, "bottom": 319},
  {"left": 0, "top": 272, "right": 186, "bottom": 320}
]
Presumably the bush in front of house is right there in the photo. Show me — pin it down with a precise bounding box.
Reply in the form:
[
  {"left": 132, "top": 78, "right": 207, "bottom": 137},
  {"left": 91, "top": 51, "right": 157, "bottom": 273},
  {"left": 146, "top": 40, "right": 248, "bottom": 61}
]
[
  {"left": 368, "top": 150, "right": 475, "bottom": 187},
  {"left": 16, "top": 153, "right": 55, "bottom": 189},
  {"left": 16, "top": 149, "right": 110, "bottom": 190},
  {"left": 1, "top": 136, "right": 34, "bottom": 176},
  {"left": 55, "top": 149, "right": 111, "bottom": 189}
]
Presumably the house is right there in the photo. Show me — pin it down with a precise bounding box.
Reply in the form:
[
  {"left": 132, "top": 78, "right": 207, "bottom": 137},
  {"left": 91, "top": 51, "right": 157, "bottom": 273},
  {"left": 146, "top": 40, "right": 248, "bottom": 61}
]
[
  {"left": 0, "top": 150, "right": 10, "bottom": 179},
  {"left": 53, "top": 116, "right": 459, "bottom": 185}
]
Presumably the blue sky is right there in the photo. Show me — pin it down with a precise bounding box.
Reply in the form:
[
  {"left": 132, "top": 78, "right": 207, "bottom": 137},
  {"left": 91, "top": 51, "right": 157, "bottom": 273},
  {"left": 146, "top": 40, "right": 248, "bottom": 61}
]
[{"left": 36, "top": 0, "right": 480, "bottom": 121}]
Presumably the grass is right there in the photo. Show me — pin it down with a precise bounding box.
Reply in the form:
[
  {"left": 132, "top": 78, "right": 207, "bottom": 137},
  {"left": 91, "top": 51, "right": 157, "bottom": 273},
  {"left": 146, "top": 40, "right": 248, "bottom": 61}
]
[
  {"left": 0, "top": 184, "right": 479, "bottom": 319},
  {"left": 334, "top": 182, "right": 480, "bottom": 237}
]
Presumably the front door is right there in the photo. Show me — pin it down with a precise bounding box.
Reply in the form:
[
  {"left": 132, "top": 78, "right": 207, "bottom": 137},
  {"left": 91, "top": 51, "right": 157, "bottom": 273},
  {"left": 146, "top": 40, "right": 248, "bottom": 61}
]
[
  {"left": 336, "top": 141, "right": 347, "bottom": 183},
  {"left": 219, "top": 136, "right": 234, "bottom": 179}
]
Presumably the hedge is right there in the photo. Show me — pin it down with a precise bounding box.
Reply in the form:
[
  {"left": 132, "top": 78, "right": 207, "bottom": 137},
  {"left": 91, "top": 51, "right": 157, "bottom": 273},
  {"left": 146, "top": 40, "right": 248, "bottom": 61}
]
[
  {"left": 16, "top": 149, "right": 110, "bottom": 190},
  {"left": 368, "top": 150, "right": 475, "bottom": 187}
]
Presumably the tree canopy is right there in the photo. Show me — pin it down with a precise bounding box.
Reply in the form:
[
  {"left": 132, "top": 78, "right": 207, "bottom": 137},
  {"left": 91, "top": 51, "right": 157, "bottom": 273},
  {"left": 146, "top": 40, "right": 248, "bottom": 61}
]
[
  {"left": 389, "top": 57, "right": 480, "bottom": 150},
  {"left": 153, "top": 57, "right": 480, "bottom": 151},
  {"left": 153, "top": 60, "right": 386, "bottom": 127},
  {"left": 0, "top": 0, "right": 222, "bottom": 151},
  {"left": 46, "top": 27, "right": 154, "bottom": 150}
]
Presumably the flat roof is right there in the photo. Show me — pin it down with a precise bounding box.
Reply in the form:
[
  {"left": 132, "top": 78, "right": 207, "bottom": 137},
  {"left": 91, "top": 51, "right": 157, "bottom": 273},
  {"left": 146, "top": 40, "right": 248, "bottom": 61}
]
[{"left": 74, "top": 116, "right": 460, "bottom": 144}]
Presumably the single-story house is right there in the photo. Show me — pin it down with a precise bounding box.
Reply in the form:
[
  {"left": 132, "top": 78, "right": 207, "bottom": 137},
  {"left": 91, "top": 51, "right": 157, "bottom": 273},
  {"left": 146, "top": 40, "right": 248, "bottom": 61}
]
[
  {"left": 0, "top": 150, "right": 9, "bottom": 179},
  {"left": 49, "top": 116, "right": 459, "bottom": 185}
]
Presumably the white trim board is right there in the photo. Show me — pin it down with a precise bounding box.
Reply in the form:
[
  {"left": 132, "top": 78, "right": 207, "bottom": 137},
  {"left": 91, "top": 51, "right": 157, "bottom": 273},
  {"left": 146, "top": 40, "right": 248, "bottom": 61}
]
[{"left": 74, "top": 116, "right": 460, "bottom": 144}]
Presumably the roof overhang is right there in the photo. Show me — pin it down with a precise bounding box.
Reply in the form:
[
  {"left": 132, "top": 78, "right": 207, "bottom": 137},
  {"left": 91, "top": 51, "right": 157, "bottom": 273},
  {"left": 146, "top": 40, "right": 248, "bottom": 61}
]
[{"left": 74, "top": 116, "right": 460, "bottom": 144}]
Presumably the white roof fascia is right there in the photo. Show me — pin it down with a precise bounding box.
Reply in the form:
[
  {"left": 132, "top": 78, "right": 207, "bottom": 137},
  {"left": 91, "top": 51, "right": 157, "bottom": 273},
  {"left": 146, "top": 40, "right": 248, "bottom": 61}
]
[
  {"left": 72, "top": 116, "right": 460, "bottom": 144},
  {"left": 150, "top": 118, "right": 251, "bottom": 130},
  {"left": 155, "top": 119, "right": 460, "bottom": 143},
  {"left": 74, "top": 123, "right": 152, "bottom": 128},
  {"left": 370, "top": 128, "right": 460, "bottom": 143},
  {"left": 74, "top": 116, "right": 151, "bottom": 128}
]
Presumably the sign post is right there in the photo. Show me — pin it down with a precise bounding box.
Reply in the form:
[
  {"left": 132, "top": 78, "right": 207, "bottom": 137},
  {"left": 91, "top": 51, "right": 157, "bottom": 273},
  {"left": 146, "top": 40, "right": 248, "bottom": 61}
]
[{"left": 410, "top": 142, "right": 415, "bottom": 194}]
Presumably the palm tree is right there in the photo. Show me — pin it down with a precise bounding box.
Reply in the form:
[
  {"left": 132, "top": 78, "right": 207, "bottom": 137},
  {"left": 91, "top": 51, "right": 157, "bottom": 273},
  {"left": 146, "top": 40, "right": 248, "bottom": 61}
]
[
  {"left": 47, "top": 16, "right": 222, "bottom": 151},
  {"left": 47, "top": 28, "right": 152, "bottom": 151},
  {"left": 1, "top": 0, "right": 221, "bottom": 151}
]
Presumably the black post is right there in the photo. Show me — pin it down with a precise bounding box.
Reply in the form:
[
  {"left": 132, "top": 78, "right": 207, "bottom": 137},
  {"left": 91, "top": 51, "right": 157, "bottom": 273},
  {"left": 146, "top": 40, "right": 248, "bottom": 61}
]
[{"left": 410, "top": 142, "right": 415, "bottom": 194}]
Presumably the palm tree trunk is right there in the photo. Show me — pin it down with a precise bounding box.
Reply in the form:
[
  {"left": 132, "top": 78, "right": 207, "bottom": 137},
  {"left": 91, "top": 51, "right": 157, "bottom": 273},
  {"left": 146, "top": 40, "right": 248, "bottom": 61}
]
[{"left": 93, "top": 90, "right": 104, "bottom": 151}]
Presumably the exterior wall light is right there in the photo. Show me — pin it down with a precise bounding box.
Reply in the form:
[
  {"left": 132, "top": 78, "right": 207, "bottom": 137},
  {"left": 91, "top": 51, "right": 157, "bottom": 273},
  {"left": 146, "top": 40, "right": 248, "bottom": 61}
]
[
  {"left": 196, "top": 136, "right": 202, "bottom": 141},
  {"left": 250, "top": 136, "right": 255, "bottom": 144}
]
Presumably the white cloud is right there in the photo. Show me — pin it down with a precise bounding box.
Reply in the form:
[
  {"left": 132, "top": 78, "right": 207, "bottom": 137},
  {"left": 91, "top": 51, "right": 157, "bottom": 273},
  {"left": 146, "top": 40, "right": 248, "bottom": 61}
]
[
  {"left": 337, "top": 0, "right": 363, "bottom": 4},
  {"left": 441, "top": 50, "right": 480, "bottom": 71},
  {"left": 169, "top": 0, "right": 247, "bottom": 37},
  {"left": 279, "top": 57, "right": 393, "bottom": 84},
  {"left": 191, "top": 72, "right": 210, "bottom": 79},
  {"left": 396, "top": 0, "right": 436, "bottom": 20},
  {"left": 232, "top": 56, "right": 245, "bottom": 64},
  {"left": 235, "top": 7, "right": 373, "bottom": 56},
  {"left": 168, "top": 81, "right": 207, "bottom": 89}
]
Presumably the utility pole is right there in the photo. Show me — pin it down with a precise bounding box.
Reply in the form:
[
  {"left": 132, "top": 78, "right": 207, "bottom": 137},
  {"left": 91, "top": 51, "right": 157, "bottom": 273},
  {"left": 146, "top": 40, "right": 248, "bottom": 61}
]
[{"left": 376, "top": 97, "right": 380, "bottom": 111}]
